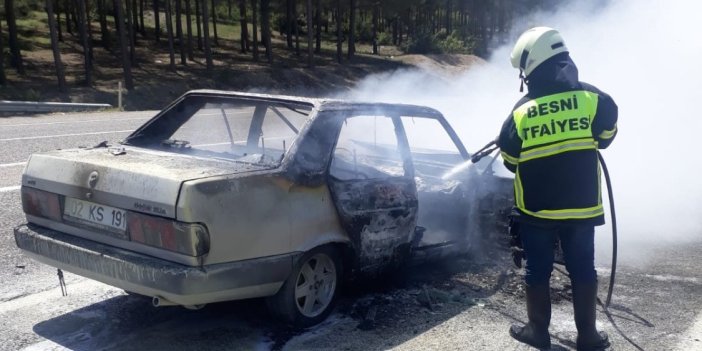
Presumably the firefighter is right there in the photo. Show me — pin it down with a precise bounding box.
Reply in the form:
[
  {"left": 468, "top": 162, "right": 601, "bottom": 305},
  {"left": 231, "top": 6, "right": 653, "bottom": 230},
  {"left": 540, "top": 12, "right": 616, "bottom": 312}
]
[{"left": 497, "top": 27, "right": 617, "bottom": 350}]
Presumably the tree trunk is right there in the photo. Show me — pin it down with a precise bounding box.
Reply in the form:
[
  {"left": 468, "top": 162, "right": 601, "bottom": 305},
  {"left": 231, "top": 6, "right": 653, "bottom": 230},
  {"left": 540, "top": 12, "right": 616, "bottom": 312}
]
[
  {"left": 46, "top": 0, "right": 67, "bottom": 90},
  {"left": 87, "top": 1, "right": 95, "bottom": 59},
  {"left": 335, "top": 0, "right": 341, "bottom": 63},
  {"left": 77, "top": 0, "right": 92, "bottom": 85},
  {"left": 0, "top": 19, "right": 5, "bottom": 85},
  {"left": 153, "top": 0, "right": 160, "bottom": 41},
  {"left": 73, "top": 0, "right": 85, "bottom": 44},
  {"left": 185, "top": 0, "right": 194, "bottom": 59},
  {"left": 478, "top": 1, "right": 487, "bottom": 55},
  {"left": 293, "top": 0, "right": 299, "bottom": 56},
  {"left": 306, "top": 0, "right": 312, "bottom": 66},
  {"left": 132, "top": 0, "right": 138, "bottom": 37},
  {"left": 211, "top": 0, "right": 218, "bottom": 46},
  {"left": 175, "top": 0, "right": 186, "bottom": 64},
  {"left": 347, "top": 0, "right": 355, "bottom": 59},
  {"left": 125, "top": 0, "right": 136, "bottom": 64},
  {"left": 227, "top": 0, "right": 231, "bottom": 18},
  {"left": 201, "top": 0, "right": 213, "bottom": 69},
  {"left": 56, "top": 0, "right": 63, "bottom": 41},
  {"left": 398, "top": 17, "right": 402, "bottom": 46},
  {"left": 98, "top": 0, "right": 110, "bottom": 48},
  {"left": 165, "top": 0, "right": 176, "bottom": 70},
  {"left": 285, "top": 0, "right": 292, "bottom": 48},
  {"left": 114, "top": 0, "right": 134, "bottom": 89},
  {"left": 4, "top": 0, "right": 24, "bottom": 73},
  {"left": 371, "top": 1, "right": 377, "bottom": 54},
  {"left": 238, "top": 0, "right": 248, "bottom": 53},
  {"left": 260, "top": 0, "right": 271, "bottom": 62},
  {"left": 195, "top": 0, "right": 202, "bottom": 49},
  {"left": 445, "top": 0, "right": 451, "bottom": 34},
  {"left": 407, "top": 7, "right": 413, "bottom": 39},
  {"left": 314, "top": 0, "right": 320, "bottom": 53},
  {"left": 71, "top": 0, "right": 79, "bottom": 32},
  {"left": 139, "top": 0, "right": 146, "bottom": 35},
  {"left": 250, "top": 0, "right": 258, "bottom": 61},
  {"left": 64, "top": 0, "right": 72, "bottom": 34}
]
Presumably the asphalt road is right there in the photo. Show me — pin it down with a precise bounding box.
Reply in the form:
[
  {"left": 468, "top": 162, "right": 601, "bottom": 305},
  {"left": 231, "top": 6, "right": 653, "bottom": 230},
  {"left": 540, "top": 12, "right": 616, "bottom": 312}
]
[{"left": 1, "top": 111, "right": 701, "bottom": 351}]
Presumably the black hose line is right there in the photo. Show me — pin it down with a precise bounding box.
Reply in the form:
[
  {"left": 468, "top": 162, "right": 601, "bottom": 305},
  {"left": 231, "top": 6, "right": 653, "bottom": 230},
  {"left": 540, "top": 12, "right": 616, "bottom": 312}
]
[
  {"left": 598, "top": 151, "right": 618, "bottom": 308},
  {"left": 470, "top": 140, "right": 498, "bottom": 164}
]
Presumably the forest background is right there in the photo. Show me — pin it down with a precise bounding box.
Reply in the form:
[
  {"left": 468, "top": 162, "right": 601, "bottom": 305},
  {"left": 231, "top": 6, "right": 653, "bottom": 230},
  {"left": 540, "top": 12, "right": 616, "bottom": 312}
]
[{"left": 0, "top": 0, "right": 562, "bottom": 109}]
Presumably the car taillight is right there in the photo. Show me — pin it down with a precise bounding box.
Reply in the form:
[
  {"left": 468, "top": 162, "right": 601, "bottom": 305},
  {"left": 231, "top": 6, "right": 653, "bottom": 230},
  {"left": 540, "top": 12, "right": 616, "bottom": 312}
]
[
  {"left": 127, "top": 211, "right": 209, "bottom": 257},
  {"left": 21, "top": 187, "right": 62, "bottom": 221}
]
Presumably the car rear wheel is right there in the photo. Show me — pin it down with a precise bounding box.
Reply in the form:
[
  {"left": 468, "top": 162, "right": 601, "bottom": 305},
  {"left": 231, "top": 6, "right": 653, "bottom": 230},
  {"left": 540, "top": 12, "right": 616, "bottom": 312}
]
[{"left": 267, "top": 246, "right": 341, "bottom": 327}]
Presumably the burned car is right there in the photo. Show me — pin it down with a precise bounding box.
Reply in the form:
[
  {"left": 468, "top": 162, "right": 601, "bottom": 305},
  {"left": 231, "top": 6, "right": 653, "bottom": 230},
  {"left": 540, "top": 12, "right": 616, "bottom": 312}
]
[{"left": 14, "top": 90, "right": 512, "bottom": 326}]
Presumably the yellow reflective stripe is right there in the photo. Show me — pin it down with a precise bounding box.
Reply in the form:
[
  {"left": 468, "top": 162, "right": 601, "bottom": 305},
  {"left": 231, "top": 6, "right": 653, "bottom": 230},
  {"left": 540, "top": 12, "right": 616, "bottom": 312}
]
[
  {"left": 501, "top": 151, "right": 519, "bottom": 165},
  {"left": 519, "top": 139, "right": 597, "bottom": 162},
  {"left": 599, "top": 124, "right": 617, "bottom": 139},
  {"left": 518, "top": 205, "right": 604, "bottom": 220},
  {"left": 514, "top": 169, "right": 525, "bottom": 209}
]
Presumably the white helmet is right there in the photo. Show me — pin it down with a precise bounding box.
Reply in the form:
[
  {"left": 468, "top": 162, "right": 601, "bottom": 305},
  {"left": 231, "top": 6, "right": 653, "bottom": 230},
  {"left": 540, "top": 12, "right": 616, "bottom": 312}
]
[{"left": 510, "top": 27, "right": 568, "bottom": 77}]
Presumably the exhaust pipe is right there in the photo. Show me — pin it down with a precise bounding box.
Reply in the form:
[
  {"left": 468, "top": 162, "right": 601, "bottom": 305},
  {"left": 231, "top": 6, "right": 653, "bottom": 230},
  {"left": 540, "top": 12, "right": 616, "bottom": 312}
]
[{"left": 152, "top": 296, "right": 178, "bottom": 307}]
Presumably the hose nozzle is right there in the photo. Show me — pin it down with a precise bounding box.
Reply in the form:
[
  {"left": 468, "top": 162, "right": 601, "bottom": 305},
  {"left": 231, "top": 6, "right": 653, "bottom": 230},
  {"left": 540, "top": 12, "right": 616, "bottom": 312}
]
[{"left": 471, "top": 140, "right": 499, "bottom": 163}]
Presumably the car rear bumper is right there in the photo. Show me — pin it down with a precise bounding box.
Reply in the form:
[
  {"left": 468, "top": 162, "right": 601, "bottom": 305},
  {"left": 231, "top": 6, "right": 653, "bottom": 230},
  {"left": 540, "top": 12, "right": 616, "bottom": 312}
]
[{"left": 14, "top": 223, "right": 293, "bottom": 306}]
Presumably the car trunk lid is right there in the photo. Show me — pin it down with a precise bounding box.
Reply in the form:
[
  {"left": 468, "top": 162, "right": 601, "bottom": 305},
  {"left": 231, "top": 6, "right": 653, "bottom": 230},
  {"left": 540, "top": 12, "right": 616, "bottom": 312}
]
[{"left": 22, "top": 146, "right": 269, "bottom": 219}]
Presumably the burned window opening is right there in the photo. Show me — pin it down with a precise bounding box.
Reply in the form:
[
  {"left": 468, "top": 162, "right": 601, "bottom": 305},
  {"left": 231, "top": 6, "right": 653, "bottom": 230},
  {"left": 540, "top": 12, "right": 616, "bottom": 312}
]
[{"left": 125, "top": 96, "right": 311, "bottom": 168}]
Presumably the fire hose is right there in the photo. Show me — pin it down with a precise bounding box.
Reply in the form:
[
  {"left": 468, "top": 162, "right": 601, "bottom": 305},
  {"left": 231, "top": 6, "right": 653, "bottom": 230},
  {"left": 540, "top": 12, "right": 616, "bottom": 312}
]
[{"left": 470, "top": 140, "right": 617, "bottom": 308}]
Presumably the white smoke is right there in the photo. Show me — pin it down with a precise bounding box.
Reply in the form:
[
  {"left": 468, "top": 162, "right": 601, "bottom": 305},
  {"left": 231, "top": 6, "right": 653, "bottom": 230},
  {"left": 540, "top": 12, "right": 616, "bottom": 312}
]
[{"left": 343, "top": 0, "right": 702, "bottom": 265}]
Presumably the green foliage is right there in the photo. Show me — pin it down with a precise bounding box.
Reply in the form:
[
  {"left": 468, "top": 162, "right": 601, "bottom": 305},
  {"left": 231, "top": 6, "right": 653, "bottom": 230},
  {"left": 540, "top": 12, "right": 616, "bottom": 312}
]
[
  {"left": 439, "top": 30, "right": 474, "bottom": 54},
  {"left": 22, "top": 88, "right": 42, "bottom": 101},
  {"left": 377, "top": 31, "right": 392, "bottom": 46},
  {"left": 402, "top": 31, "right": 440, "bottom": 54},
  {"left": 354, "top": 20, "right": 372, "bottom": 42},
  {"left": 16, "top": 11, "right": 49, "bottom": 50},
  {"left": 11, "top": 0, "right": 39, "bottom": 17}
]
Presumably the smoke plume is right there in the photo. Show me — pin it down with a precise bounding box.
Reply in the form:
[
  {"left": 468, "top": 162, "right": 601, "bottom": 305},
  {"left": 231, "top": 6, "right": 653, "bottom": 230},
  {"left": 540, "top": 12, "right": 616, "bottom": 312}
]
[{"left": 343, "top": 0, "right": 702, "bottom": 265}]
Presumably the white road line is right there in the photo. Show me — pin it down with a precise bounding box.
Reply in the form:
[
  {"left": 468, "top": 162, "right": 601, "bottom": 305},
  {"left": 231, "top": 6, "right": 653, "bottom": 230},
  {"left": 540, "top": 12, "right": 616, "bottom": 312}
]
[
  {"left": 0, "top": 279, "right": 112, "bottom": 313},
  {"left": 0, "top": 130, "right": 133, "bottom": 142},
  {"left": 0, "top": 116, "right": 150, "bottom": 128},
  {"left": 0, "top": 161, "right": 25, "bottom": 168},
  {"left": 0, "top": 185, "right": 20, "bottom": 193}
]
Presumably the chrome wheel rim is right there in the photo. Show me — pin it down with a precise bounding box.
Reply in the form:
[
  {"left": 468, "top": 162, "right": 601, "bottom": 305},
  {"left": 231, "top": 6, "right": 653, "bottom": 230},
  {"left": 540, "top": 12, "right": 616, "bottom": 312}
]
[{"left": 294, "top": 253, "right": 337, "bottom": 318}]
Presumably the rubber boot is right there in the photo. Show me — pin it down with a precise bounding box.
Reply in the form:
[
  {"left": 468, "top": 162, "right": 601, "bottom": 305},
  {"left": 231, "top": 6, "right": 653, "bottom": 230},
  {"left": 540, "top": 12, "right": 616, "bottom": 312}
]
[
  {"left": 572, "top": 283, "right": 610, "bottom": 351},
  {"left": 509, "top": 284, "right": 551, "bottom": 349}
]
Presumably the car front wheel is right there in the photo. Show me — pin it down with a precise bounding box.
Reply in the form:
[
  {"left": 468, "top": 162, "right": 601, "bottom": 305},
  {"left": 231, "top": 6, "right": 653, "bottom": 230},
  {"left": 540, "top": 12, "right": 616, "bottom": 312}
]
[{"left": 267, "top": 246, "right": 341, "bottom": 327}]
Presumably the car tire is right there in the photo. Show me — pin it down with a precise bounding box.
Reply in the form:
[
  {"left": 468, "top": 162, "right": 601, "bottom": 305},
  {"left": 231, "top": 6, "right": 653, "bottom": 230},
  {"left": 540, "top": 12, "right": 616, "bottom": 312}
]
[{"left": 267, "top": 245, "right": 342, "bottom": 327}]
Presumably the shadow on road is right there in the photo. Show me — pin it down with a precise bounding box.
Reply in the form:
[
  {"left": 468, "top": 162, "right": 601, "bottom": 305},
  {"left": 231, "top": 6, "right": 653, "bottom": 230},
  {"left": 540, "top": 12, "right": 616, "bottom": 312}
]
[{"left": 32, "top": 250, "right": 522, "bottom": 351}]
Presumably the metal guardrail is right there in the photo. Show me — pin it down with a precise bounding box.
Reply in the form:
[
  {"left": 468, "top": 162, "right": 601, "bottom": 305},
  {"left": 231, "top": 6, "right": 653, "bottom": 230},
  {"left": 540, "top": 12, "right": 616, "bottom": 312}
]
[{"left": 0, "top": 101, "right": 112, "bottom": 113}]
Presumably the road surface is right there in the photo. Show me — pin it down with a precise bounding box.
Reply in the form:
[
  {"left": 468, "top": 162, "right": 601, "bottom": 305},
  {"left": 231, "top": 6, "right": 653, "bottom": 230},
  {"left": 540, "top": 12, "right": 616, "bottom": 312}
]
[{"left": 1, "top": 111, "right": 700, "bottom": 351}]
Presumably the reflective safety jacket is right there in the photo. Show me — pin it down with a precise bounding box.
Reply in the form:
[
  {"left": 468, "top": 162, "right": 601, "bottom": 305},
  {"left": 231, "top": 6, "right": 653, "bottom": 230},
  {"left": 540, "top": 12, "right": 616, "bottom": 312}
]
[{"left": 498, "top": 53, "right": 618, "bottom": 226}]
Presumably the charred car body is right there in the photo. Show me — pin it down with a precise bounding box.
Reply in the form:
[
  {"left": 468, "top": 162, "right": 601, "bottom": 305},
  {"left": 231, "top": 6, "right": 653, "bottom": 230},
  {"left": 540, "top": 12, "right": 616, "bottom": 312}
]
[{"left": 14, "top": 90, "right": 512, "bottom": 326}]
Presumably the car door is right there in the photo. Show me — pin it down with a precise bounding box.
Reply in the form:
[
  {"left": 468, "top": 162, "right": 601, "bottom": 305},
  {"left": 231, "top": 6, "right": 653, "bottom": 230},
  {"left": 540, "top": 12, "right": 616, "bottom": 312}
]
[
  {"left": 398, "top": 115, "right": 473, "bottom": 252},
  {"left": 327, "top": 113, "right": 419, "bottom": 273}
]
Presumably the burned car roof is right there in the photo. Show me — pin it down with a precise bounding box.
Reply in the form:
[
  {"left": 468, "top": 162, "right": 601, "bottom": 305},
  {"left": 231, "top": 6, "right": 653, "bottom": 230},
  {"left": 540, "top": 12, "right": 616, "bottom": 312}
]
[{"left": 181, "top": 89, "right": 444, "bottom": 117}]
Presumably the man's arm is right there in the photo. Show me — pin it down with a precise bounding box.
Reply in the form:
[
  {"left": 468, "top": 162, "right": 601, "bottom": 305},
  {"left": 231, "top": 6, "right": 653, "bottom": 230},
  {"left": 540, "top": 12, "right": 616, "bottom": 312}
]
[
  {"left": 592, "top": 91, "right": 618, "bottom": 149},
  {"left": 497, "top": 114, "right": 521, "bottom": 173}
]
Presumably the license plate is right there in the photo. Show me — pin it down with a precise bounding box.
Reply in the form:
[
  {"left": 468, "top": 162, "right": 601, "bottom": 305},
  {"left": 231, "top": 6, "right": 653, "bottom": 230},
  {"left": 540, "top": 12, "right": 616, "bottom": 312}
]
[{"left": 63, "top": 197, "right": 128, "bottom": 235}]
